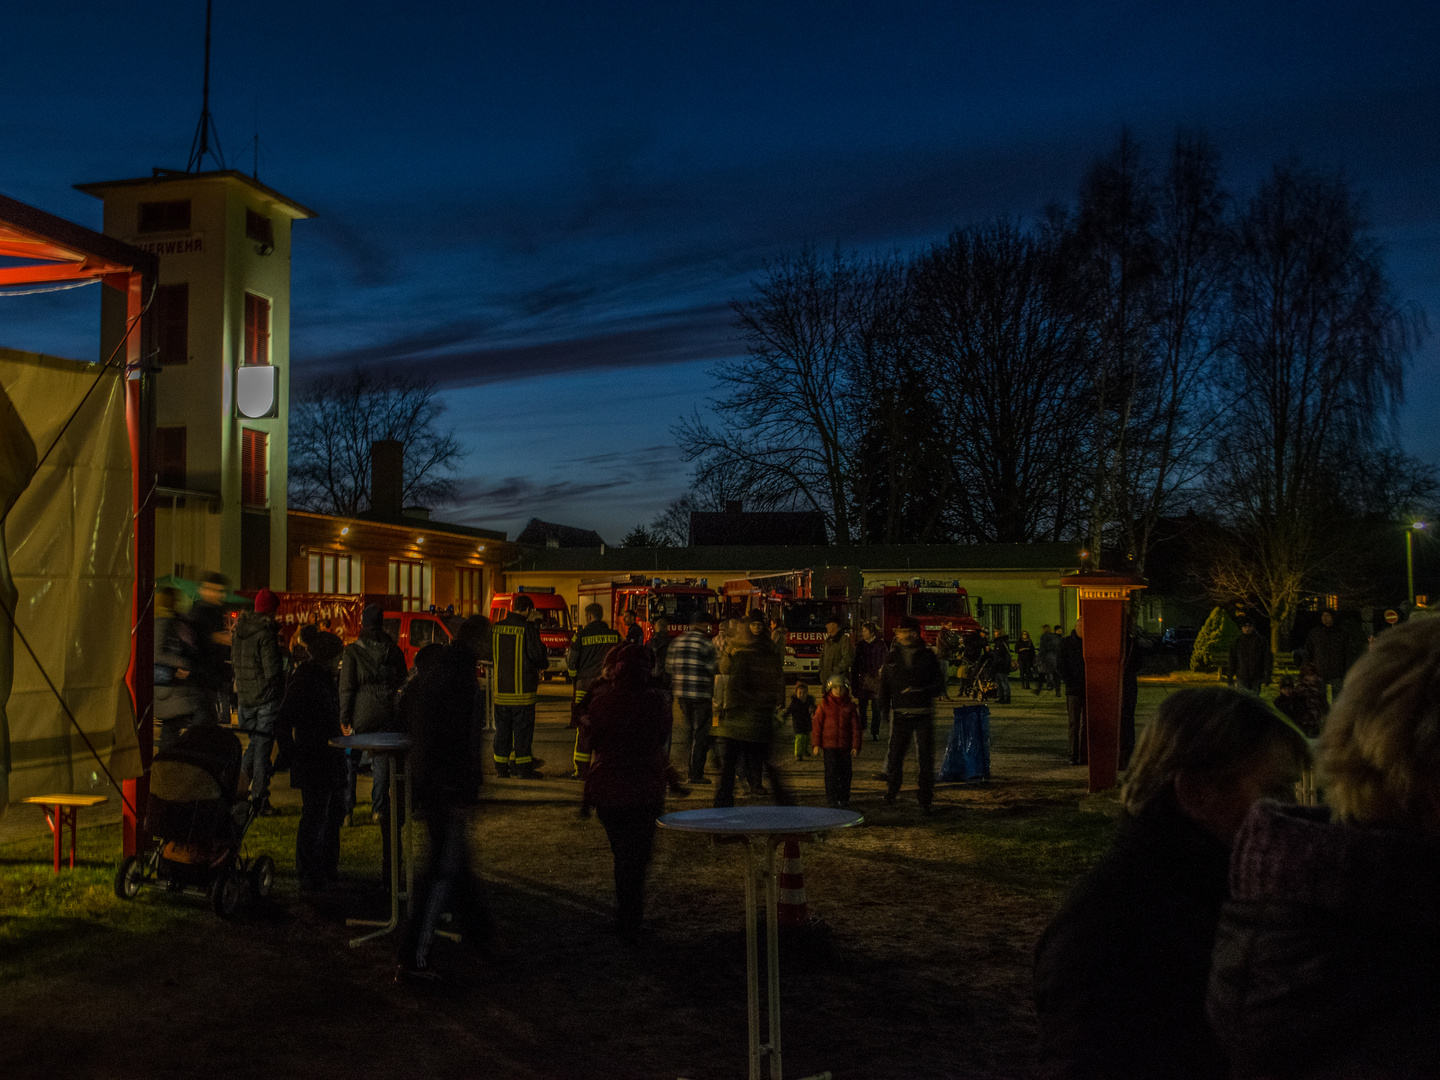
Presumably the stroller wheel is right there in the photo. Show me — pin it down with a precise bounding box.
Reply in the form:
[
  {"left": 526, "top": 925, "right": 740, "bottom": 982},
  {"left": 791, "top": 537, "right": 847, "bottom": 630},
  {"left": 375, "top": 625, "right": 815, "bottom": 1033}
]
[
  {"left": 249, "top": 855, "right": 276, "bottom": 899},
  {"left": 114, "top": 856, "right": 144, "bottom": 900},
  {"left": 212, "top": 870, "right": 245, "bottom": 919}
]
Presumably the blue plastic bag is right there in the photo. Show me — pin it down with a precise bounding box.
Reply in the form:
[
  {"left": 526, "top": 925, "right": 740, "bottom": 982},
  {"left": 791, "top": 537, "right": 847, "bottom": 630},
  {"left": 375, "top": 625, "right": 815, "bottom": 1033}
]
[{"left": 940, "top": 705, "right": 990, "bottom": 782}]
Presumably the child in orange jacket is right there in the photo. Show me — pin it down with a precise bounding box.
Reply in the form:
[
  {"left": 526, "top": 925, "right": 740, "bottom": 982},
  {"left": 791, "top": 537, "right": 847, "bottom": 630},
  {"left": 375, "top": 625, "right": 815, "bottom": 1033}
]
[{"left": 810, "top": 675, "right": 863, "bottom": 807}]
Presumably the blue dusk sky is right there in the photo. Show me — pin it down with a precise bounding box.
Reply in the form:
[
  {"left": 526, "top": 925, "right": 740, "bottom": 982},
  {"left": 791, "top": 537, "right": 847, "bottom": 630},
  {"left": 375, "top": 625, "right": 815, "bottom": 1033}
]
[{"left": 2, "top": 1, "right": 1437, "bottom": 541}]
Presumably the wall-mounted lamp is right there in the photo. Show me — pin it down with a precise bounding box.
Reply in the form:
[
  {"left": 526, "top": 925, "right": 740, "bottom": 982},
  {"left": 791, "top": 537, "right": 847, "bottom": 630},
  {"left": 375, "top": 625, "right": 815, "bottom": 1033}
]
[
  {"left": 416, "top": 537, "right": 424, "bottom": 544},
  {"left": 235, "top": 364, "right": 279, "bottom": 418},
  {"left": 340, "top": 526, "right": 350, "bottom": 536},
  {"left": 477, "top": 545, "right": 486, "bottom": 552}
]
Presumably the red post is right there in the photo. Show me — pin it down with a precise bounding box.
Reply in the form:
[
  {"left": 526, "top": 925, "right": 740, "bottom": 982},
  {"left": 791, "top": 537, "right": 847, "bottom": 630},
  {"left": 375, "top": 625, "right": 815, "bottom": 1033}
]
[{"left": 1060, "top": 574, "right": 1145, "bottom": 793}]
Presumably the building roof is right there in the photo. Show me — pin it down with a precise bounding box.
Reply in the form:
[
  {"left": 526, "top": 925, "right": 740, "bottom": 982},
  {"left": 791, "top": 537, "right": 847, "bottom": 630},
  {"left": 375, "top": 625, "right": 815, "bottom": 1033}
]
[
  {"left": 516, "top": 518, "right": 607, "bottom": 549},
  {"left": 688, "top": 510, "right": 829, "bottom": 547},
  {"left": 75, "top": 169, "right": 318, "bottom": 220},
  {"left": 296, "top": 509, "right": 506, "bottom": 543},
  {"left": 508, "top": 542, "right": 1083, "bottom": 575}
]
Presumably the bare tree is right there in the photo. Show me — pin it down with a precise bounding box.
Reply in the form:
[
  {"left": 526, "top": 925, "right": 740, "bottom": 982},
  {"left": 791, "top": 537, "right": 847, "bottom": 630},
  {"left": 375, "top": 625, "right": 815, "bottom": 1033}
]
[
  {"left": 1206, "top": 164, "right": 1417, "bottom": 649},
  {"left": 289, "top": 368, "right": 465, "bottom": 516}
]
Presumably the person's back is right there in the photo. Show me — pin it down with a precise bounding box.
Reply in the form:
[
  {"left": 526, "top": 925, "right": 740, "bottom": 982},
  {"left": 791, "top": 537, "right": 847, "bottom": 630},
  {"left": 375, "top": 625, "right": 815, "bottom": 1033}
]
[
  {"left": 233, "top": 609, "right": 283, "bottom": 708},
  {"left": 404, "top": 640, "right": 481, "bottom": 812},
  {"left": 567, "top": 608, "right": 620, "bottom": 698},
  {"left": 339, "top": 623, "right": 407, "bottom": 734},
  {"left": 1304, "top": 617, "right": 1350, "bottom": 681}
]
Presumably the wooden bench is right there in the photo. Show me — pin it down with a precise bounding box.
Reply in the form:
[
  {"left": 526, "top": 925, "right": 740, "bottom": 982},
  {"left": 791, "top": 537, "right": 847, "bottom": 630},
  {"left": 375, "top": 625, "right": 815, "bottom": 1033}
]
[{"left": 22, "top": 795, "right": 109, "bottom": 873}]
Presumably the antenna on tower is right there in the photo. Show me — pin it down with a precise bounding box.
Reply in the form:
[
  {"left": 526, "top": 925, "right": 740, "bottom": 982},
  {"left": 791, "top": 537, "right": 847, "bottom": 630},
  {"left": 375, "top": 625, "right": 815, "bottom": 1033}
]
[{"left": 186, "top": 0, "right": 227, "bottom": 172}]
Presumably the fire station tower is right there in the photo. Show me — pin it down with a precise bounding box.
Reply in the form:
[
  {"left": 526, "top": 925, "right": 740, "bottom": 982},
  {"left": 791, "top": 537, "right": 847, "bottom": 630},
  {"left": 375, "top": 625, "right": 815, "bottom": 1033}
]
[{"left": 76, "top": 170, "right": 314, "bottom": 591}]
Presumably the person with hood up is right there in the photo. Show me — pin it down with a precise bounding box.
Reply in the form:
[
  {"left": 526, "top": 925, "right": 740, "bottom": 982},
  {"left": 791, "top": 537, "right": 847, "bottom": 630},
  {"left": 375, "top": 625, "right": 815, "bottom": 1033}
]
[
  {"left": 879, "top": 616, "right": 946, "bottom": 812},
  {"left": 277, "top": 625, "right": 346, "bottom": 890},
  {"left": 810, "top": 675, "right": 863, "bottom": 808},
  {"left": 578, "top": 642, "right": 672, "bottom": 942},
  {"left": 233, "top": 587, "right": 285, "bottom": 813},
  {"left": 1034, "top": 687, "right": 1308, "bottom": 1080},
  {"left": 340, "top": 604, "right": 408, "bottom": 873},
  {"left": 1207, "top": 616, "right": 1440, "bottom": 1079}
]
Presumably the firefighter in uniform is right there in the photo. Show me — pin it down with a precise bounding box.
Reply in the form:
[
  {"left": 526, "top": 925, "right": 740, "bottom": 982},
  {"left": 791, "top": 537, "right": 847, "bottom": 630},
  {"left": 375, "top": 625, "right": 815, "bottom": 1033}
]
[
  {"left": 491, "top": 594, "right": 548, "bottom": 778},
  {"left": 565, "top": 603, "right": 621, "bottom": 780}
]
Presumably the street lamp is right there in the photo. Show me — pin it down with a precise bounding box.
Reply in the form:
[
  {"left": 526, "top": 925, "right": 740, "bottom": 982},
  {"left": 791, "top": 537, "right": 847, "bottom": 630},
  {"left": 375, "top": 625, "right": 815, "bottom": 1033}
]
[{"left": 1406, "top": 522, "right": 1427, "bottom": 607}]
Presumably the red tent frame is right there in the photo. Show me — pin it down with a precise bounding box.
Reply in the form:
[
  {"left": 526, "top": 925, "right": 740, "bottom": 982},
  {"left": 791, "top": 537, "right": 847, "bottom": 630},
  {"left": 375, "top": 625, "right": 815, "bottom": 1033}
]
[{"left": 0, "top": 192, "right": 157, "bottom": 857}]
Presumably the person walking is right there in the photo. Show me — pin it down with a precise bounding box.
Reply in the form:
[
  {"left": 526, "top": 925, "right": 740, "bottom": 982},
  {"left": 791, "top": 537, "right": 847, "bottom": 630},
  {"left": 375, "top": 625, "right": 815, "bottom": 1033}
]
[
  {"left": 398, "top": 617, "right": 496, "bottom": 979},
  {"left": 786, "top": 681, "right": 814, "bottom": 760},
  {"left": 579, "top": 642, "right": 672, "bottom": 942},
  {"left": 491, "top": 593, "right": 548, "bottom": 778},
  {"left": 339, "top": 604, "right": 408, "bottom": 879},
  {"left": 1016, "top": 631, "right": 1037, "bottom": 690},
  {"left": 233, "top": 587, "right": 286, "bottom": 813},
  {"left": 810, "top": 675, "right": 862, "bottom": 808},
  {"left": 817, "top": 617, "right": 855, "bottom": 690},
  {"left": 665, "top": 612, "right": 718, "bottom": 784},
  {"left": 1228, "top": 621, "right": 1271, "bottom": 695},
  {"left": 712, "top": 620, "right": 788, "bottom": 808},
  {"left": 565, "top": 603, "right": 621, "bottom": 780},
  {"left": 1038, "top": 624, "right": 1063, "bottom": 697},
  {"left": 1034, "top": 688, "right": 1309, "bottom": 1080},
  {"left": 154, "top": 586, "right": 198, "bottom": 753},
  {"left": 277, "top": 626, "right": 346, "bottom": 890},
  {"left": 989, "top": 628, "right": 1014, "bottom": 705},
  {"left": 852, "top": 622, "right": 887, "bottom": 742},
  {"left": 1302, "top": 610, "right": 1351, "bottom": 701},
  {"left": 1060, "top": 619, "right": 1087, "bottom": 765},
  {"left": 187, "top": 571, "right": 232, "bottom": 728},
  {"left": 879, "top": 616, "right": 945, "bottom": 813}
]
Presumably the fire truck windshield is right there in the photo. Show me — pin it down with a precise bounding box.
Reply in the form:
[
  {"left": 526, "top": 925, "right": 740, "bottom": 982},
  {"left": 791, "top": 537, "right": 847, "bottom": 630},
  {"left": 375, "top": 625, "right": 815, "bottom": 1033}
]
[
  {"left": 780, "top": 601, "right": 846, "bottom": 632},
  {"left": 535, "top": 607, "right": 571, "bottom": 630},
  {"left": 911, "top": 592, "right": 969, "bottom": 617},
  {"left": 652, "top": 593, "right": 713, "bottom": 623}
]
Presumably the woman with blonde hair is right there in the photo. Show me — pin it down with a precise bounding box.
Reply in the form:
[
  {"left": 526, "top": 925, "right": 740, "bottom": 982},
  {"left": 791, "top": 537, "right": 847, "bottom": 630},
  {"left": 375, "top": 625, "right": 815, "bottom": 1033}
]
[{"left": 1208, "top": 615, "right": 1440, "bottom": 1078}]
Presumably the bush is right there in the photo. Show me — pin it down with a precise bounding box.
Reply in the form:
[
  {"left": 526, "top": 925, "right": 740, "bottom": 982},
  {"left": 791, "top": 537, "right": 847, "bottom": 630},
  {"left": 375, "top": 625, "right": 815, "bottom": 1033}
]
[{"left": 1190, "top": 607, "right": 1240, "bottom": 673}]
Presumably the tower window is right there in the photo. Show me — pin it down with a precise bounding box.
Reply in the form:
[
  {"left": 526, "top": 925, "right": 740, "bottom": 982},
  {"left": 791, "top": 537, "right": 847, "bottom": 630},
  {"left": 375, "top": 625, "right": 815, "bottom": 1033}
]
[
  {"left": 245, "top": 209, "right": 274, "bottom": 248},
  {"left": 241, "top": 428, "right": 268, "bottom": 507},
  {"left": 138, "top": 200, "right": 191, "bottom": 233},
  {"left": 243, "top": 293, "right": 271, "bottom": 365},
  {"left": 156, "top": 427, "right": 187, "bottom": 489},
  {"left": 155, "top": 283, "right": 189, "bottom": 365}
]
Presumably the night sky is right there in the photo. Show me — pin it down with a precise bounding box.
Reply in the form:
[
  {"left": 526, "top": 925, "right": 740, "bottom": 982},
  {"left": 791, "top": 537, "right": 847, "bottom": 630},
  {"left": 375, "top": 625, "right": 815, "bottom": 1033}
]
[{"left": 3, "top": 2, "right": 1437, "bottom": 542}]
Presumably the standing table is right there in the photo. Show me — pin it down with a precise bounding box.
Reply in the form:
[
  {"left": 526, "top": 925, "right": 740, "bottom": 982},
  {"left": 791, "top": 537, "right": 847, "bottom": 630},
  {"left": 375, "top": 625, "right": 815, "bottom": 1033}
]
[
  {"left": 659, "top": 806, "right": 862, "bottom": 1080},
  {"left": 330, "top": 733, "right": 412, "bottom": 947},
  {"left": 23, "top": 795, "right": 109, "bottom": 873}
]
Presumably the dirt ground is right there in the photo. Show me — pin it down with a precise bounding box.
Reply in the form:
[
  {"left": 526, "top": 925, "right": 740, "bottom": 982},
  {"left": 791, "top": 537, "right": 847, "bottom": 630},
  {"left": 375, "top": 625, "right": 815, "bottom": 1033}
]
[{"left": 0, "top": 682, "right": 1182, "bottom": 1080}]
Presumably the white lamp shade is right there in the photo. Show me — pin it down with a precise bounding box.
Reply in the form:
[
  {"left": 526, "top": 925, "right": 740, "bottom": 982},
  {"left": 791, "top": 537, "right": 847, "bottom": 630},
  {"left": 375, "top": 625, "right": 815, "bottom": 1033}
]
[{"left": 236, "top": 365, "right": 278, "bottom": 418}]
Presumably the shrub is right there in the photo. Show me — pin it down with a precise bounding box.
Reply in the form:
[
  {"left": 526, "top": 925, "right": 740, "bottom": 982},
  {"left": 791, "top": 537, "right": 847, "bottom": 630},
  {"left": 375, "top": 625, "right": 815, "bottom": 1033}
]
[{"left": 1190, "top": 607, "right": 1240, "bottom": 673}]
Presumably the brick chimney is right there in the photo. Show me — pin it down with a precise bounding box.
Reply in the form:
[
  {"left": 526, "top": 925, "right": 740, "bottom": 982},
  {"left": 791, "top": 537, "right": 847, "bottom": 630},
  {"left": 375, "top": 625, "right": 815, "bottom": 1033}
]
[{"left": 370, "top": 440, "right": 403, "bottom": 520}]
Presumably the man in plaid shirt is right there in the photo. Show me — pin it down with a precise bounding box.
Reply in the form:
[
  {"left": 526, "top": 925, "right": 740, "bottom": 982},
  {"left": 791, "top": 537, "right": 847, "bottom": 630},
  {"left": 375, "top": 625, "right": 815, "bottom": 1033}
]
[{"left": 665, "top": 612, "right": 718, "bottom": 784}]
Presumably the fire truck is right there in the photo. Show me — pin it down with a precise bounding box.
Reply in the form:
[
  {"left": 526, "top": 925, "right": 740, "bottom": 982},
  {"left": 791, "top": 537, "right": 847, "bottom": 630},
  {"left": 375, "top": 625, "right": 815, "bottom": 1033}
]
[
  {"left": 578, "top": 576, "right": 719, "bottom": 640},
  {"left": 721, "top": 571, "right": 855, "bottom": 678},
  {"left": 861, "top": 579, "right": 984, "bottom": 646},
  {"left": 490, "top": 587, "right": 574, "bottom": 680}
]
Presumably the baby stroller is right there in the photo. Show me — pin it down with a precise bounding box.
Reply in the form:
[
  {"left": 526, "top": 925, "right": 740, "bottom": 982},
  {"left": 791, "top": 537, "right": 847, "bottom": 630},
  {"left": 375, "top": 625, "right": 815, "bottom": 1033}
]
[
  {"left": 965, "top": 652, "right": 999, "bottom": 702},
  {"left": 113, "top": 725, "right": 275, "bottom": 918}
]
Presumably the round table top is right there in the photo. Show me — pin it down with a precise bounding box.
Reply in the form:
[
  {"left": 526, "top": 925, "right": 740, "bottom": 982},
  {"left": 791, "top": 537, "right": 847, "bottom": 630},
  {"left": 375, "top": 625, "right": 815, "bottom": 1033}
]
[
  {"left": 329, "top": 734, "right": 412, "bottom": 752},
  {"left": 658, "top": 805, "right": 863, "bottom": 835}
]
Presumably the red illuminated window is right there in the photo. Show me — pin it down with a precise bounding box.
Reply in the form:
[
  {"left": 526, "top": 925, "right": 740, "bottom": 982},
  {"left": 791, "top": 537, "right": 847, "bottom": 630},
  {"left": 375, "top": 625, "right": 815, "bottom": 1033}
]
[
  {"left": 241, "top": 429, "right": 268, "bottom": 507},
  {"left": 156, "top": 283, "right": 189, "bottom": 365},
  {"left": 243, "top": 293, "right": 270, "bottom": 365},
  {"left": 156, "top": 427, "right": 186, "bottom": 489}
]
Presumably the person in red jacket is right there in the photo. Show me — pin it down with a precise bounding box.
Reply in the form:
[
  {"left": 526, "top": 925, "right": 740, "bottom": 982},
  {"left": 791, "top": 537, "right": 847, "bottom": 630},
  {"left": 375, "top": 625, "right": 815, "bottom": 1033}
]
[
  {"left": 810, "top": 675, "right": 863, "bottom": 808},
  {"left": 579, "top": 642, "right": 672, "bottom": 942}
]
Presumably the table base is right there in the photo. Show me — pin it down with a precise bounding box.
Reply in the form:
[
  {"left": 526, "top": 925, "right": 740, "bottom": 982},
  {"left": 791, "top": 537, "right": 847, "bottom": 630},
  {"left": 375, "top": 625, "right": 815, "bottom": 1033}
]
[{"left": 345, "top": 756, "right": 414, "bottom": 947}]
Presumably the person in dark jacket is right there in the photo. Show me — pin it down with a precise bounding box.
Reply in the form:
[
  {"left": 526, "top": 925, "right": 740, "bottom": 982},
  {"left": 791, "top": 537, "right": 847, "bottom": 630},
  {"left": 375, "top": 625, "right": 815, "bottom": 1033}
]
[
  {"left": 852, "top": 622, "right": 887, "bottom": 741},
  {"left": 1208, "top": 616, "right": 1440, "bottom": 1080},
  {"left": 1016, "top": 630, "right": 1037, "bottom": 690},
  {"left": 187, "top": 571, "right": 233, "bottom": 727},
  {"left": 1059, "top": 621, "right": 1087, "bottom": 765},
  {"left": 339, "top": 604, "right": 408, "bottom": 863},
  {"left": 491, "top": 594, "right": 549, "bottom": 778},
  {"left": 1302, "top": 610, "right": 1351, "bottom": 700},
  {"left": 579, "top": 642, "right": 672, "bottom": 942},
  {"left": 879, "top": 617, "right": 946, "bottom": 812},
  {"left": 398, "top": 617, "right": 495, "bottom": 978},
  {"left": 233, "top": 587, "right": 285, "bottom": 813},
  {"left": 1034, "top": 687, "right": 1308, "bottom": 1080},
  {"left": 1227, "top": 621, "right": 1271, "bottom": 695},
  {"left": 989, "top": 628, "right": 1014, "bottom": 704},
  {"left": 1038, "top": 624, "right": 1063, "bottom": 697},
  {"left": 277, "top": 626, "right": 346, "bottom": 890},
  {"left": 620, "top": 608, "right": 644, "bottom": 646},
  {"left": 565, "top": 603, "right": 621, "bottom": 780},
  {"left": 712, "top": 621, "right": 788, "bottom": 808},
  {"left": 785, "top": 680, "right": 814, "bottom": 759},
  {"left": 154, "top": 586, "right": 199, "bottom": 753},
  {"left": 817, "top": 618, "right": 854, "bottom": 690}
]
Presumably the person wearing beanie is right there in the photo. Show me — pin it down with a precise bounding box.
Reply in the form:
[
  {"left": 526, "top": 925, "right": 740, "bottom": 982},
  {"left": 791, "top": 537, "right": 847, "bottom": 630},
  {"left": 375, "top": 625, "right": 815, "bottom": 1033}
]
[
  {"left": 233, "top": 587, "right": 286, "bottom": 813},
  {"left": 810, "top": 675, "right": 863, "bottom": 807}
]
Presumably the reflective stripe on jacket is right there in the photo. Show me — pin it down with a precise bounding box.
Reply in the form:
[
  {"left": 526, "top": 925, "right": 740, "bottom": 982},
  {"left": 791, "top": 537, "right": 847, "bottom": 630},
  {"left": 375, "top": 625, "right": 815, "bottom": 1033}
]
[{"left": 491, "top": 614, "right": 545, "bottom": 705}]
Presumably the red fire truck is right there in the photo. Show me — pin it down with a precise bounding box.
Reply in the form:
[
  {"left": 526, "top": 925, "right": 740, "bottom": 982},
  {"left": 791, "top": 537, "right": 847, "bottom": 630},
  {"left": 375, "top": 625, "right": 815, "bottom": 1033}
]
[
  {"left": 578, "top": 576, "right": 719, "bottom": 640},
  {"left": 721, "top": 571, "right": 855, "bottom": 678},
  {"left": 861, "top": 580, "right": 984, "bottom": 646},
  {"left": 490, "top": 587, "right": 574, "bottom": 680}
]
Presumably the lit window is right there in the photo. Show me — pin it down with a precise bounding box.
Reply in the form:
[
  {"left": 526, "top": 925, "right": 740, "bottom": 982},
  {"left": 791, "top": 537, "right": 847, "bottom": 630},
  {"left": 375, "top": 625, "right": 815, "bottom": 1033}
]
[
  {"left": 457, "top": 568, "right": 483, "bottom": 615},
  {"left": 308, "top": 553, "right": 362, "bottom": 595},
  {"left": 389, "top": 558, "right": 431, "bottom": 612}
]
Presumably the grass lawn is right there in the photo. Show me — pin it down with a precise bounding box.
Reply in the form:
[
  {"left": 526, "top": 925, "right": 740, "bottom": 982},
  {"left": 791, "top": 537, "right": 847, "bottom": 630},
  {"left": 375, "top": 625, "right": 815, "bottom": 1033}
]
[{"left": 0, "top": 686, "right": 1168, "bottom": 1079}]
